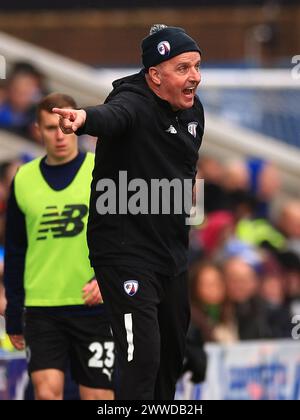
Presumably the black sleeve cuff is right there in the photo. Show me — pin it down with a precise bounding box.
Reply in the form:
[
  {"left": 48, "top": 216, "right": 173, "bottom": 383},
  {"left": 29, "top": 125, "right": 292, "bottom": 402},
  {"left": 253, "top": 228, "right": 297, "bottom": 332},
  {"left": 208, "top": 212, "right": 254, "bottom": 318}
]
[{"left": 5, "top": 312, "right": 24, "bottom": 335}]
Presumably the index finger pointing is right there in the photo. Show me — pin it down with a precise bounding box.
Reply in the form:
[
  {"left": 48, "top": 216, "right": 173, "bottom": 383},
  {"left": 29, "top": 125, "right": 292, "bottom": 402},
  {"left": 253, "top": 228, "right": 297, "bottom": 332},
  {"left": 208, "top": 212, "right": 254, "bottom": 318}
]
[
  {"left": 52, "top": 107, "right": 66, "bottom": 117},
  {"left": 52, "top": 107, "right": 76, "bottom": 120}
]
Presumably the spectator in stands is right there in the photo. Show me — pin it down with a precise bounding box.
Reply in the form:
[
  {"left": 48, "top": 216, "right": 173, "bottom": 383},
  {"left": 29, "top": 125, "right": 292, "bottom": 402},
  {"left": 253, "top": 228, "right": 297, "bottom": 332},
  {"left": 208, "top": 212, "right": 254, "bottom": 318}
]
[
  {"left": 223, "top": 257, "right": 272, "bottom": 340},
  {"left": 277, "top": 251, "right": 300, "bottom": 319},
  {"left": 4, "top": 93, "right": 115, "bottom": 400},
  {"left": 0, "top": 61, "right": 47, "bottom": 140},
  {"left": 260, "top": 273, "right": 291, "bottom": 338},
  {"left": 190, "top": 261, "right": 237, "bottom": 343},
  {"left": 246, "top": 158, "right": 281, "bottom": 219},
  {"left": 190, "top": 210, "right": 234, "bottom": 258},
  {"left": 278, "top": 200, "right": 300, "bottom": 258},
  {"left": 219, "top": 157, "right": 281, "bottom": 220},
  {"left": 222, "top": 159, "right": 249, "bottom": 193}
]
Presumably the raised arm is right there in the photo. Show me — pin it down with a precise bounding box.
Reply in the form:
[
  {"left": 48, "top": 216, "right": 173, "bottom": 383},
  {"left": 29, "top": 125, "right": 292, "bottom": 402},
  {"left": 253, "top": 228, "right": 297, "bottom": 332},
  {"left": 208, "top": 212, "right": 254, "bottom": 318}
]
[{"left": 53, "top": 92, "right": 139, "bottom": 138}]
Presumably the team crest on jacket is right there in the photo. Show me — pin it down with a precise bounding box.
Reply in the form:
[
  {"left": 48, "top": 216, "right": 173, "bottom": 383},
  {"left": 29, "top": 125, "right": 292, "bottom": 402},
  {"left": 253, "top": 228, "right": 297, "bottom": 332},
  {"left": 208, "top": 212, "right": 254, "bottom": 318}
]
[
  {"left": 157, "top": 41, "right": 171, "bottom": 56},
  {"left": 124, "top": 280, "right": 139, "bottom": 296},
  {"left": 165, "top": 125, "right": 177, "bottom": 134},
  {"left": 188, "top": 122, "right": 198, "bottom": 138}
]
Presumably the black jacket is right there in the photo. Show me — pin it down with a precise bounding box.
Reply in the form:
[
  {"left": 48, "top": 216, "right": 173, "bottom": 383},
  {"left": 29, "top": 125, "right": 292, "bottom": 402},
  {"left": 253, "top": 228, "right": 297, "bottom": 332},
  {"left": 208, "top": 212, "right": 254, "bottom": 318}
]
[{"left": 81, "top": 70, "right": 204, "bottom": 275}]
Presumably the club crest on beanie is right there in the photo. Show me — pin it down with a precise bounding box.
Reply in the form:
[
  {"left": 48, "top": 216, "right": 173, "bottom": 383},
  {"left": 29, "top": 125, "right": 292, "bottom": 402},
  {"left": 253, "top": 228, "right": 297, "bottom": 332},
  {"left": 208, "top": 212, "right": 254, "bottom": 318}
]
[{"left": 142, "top": 24, "right": 201, "bottom": 70}]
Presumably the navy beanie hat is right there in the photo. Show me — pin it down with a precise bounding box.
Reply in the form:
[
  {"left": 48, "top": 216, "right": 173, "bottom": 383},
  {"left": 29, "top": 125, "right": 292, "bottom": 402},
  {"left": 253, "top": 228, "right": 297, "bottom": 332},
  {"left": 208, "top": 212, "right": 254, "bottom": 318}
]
[{"left": 142, "top": 25, "right": 201, "bottom": 70}]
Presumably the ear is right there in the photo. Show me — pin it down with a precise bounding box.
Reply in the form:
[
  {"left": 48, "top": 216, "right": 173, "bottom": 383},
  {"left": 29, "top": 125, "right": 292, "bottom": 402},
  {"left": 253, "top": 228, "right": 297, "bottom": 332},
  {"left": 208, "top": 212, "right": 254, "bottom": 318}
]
[{"left": 148, "top": 66, "right": 161, "bottom": 86}]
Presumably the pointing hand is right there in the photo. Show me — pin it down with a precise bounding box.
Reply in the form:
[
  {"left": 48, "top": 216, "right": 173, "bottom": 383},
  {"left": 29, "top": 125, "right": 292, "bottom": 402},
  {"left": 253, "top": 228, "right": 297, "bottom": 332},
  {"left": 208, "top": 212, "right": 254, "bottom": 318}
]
[{"left": 52, "top": 107, "right": 87, "bottom": 134}]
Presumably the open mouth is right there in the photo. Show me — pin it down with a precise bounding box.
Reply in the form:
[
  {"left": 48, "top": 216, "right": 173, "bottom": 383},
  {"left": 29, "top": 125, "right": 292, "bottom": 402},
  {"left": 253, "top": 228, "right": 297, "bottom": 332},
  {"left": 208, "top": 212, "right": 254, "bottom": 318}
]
[{"left": 183, "top": 87, "right": 195, "bottom": 97}]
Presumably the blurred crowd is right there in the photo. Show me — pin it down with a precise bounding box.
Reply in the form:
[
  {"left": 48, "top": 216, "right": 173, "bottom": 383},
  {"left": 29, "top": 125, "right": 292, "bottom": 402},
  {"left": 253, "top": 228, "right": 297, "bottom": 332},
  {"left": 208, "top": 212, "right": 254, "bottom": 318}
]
[
  {"left": 188, "top": 156, "right": 300, "bottom": 345},
  {"left": 0, "top": 61, "right": 48, "bottom": 142},
  {"left": 0, "top": 61, "right": 97, "bottom": 150}
]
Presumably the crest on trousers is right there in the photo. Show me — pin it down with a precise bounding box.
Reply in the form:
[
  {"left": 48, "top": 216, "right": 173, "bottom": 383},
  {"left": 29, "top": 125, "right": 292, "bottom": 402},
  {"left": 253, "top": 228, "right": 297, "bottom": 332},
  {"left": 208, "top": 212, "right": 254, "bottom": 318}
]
[
  {"left": 188, "top": 122, "right": 198, "bottom": 138},
  {"left": 124, "top": 280, "right": 139, "bottom": 296}
]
